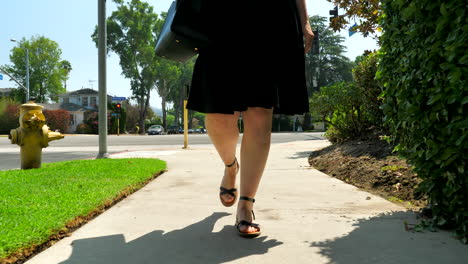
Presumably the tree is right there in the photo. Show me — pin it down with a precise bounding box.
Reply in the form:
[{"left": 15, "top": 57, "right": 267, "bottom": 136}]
[
  {"left": 123, "top": 101, "right": 141, "bottom": 133},
  {"left": 305, "top": 15, "right": 354, "bottom": 95},
  {"left": 3, "top": 36, "right": 69, "bottom": 103},
  {"left": 92, "top": 0, "right": 160, "bottom": 134},
  {"left": 193, "top": 112, "right": 206, "bottom": 128},
  {"left": 60, "top": 60, "right": 72, "bottom": 90},
  {"left": 167, "top": 58, "right": 195, "bottom": 127},
  {"left": 326, "top": 0, "right": 381, "bottom": 37},
  {"left": 154, "top": 59, "right": 181, "bottom": 130}
]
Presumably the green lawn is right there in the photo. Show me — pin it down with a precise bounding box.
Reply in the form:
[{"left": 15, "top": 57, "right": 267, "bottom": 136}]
[{"left": 0, "top": 158, "right": 166, "bottom": 259}]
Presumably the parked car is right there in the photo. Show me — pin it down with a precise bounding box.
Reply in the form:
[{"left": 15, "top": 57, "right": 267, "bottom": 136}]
[
  {"left": 147, "top": 125, "right": 164, "bottom": 135},
  {"left": 167, "top": 126, "right": 179, "bottom": 134},
  {"left": 178, "top": 127, "right": 184, "bottom": 134},
  {"left": 194, "top": 128, "right": 206, "bottom": 134}
]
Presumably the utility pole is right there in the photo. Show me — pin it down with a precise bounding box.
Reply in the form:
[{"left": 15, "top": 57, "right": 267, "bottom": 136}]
[
  {"left": 25, "top": 49, "right": 30, "bottom": 102},
  {"left": 97, "top": 0, "right": 108, "bottom": 159}
]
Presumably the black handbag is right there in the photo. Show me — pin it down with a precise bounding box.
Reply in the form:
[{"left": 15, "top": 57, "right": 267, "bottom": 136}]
[{"left": 155, "top": 0, "right": 209, "bottom": 63}]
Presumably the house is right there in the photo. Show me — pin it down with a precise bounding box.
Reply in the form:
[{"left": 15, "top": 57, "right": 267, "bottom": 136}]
[
  {"left": 57, "top": 88, "right": 112, "bottom": 109},
  {"left": 40, "top": 88, "right": 114, "bottom": 133},
  {"left": 38, "top": 102, "right": 88, "bottom": 133},
  {"left": 0, "top": 88, "right": 15, "bottom": 99}
]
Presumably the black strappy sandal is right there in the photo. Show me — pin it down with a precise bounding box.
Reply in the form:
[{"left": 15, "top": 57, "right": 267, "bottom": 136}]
[
  {"left": 235, "top": 196, "right": 261, "bottom": 238},
  {"left": 219, "top": 158, "right": 239, "bottom": 207}
]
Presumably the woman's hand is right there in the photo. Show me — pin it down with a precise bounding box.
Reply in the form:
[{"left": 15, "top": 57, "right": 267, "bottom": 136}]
[
  {"left": 303, "top": 21, "right": 314, "bottom": 54},
  {"left": 295, "top": 0, "right": 314, "bottom": 54}
]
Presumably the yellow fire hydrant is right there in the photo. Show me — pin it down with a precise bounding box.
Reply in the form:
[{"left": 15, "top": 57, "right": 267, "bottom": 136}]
[{"left": 8, "top": 102, "right": 64, "bottom": 169}]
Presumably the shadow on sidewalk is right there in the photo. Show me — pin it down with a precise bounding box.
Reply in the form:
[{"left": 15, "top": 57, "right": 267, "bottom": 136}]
[
  {"left": 287, "top": 151, "right": 311, "bottom": 159},
  {"left": 60, "top": 212, "right": 282, "bottom": 264},
  {"left": 310, "top": 211, "right": 467, "bottom": 264}
]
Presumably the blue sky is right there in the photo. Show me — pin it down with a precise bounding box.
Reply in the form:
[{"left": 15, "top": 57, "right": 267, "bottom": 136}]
[{"left": 0, "top": 0, "right": 378, "bottom": 109}]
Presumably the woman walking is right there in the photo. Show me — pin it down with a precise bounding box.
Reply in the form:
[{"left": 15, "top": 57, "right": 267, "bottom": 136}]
[{"left": 186, "top": 0, "right": 314, "bottom": 238}]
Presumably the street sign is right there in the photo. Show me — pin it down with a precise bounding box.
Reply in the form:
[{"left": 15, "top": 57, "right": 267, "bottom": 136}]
[
  {"left": 0, "top": 74, "right": 3, "bottom": 80},
  {"left": 110, "top": 113, "right": 120, "bottom": 117},
  {"left": 112, "top": 97, "right": 126, "bottom": 101}
]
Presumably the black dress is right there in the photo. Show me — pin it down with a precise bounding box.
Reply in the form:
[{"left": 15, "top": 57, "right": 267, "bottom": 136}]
[{"left": 186, "top": 0, "right": 309, "bottom": 115}]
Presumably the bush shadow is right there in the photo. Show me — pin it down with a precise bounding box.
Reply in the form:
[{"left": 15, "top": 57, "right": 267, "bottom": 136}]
[
  {"left": 288, "top": 151, "right": 312, "bottom": 160},
  {"left": 60, "top": 212, "right": 282, "bottom": 264},
  {"left": 310, "top": 211, "right": 467, "bottom": 264},
  {"left": 304, "top": 134, "right": 325, "bottom": 141}
]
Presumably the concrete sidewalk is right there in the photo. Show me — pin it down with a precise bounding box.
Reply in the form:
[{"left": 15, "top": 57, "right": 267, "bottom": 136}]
[{"left": 26, "top": 140, "right": 467, "bottom": 264}]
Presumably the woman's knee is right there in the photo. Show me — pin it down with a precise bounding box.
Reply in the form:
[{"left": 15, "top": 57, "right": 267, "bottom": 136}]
[
  {"left": 243, "top": 107, "right": 273, "bottom": 135},
  {"left": 206, "top": 113, "right": 240, "bottom": 131}
]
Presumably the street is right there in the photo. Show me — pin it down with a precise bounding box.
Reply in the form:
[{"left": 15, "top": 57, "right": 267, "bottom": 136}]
[{"left": 0, "top": 132, "right": 324, "bottom": 170}]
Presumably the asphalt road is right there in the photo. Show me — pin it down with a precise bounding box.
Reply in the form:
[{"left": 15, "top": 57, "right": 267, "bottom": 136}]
[{"left": 0, "top": 132, "right": 325, "bottom": 171}]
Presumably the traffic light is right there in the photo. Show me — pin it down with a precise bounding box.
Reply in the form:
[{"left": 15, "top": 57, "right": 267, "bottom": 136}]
[
  {"left": 329, "top": 6, "right": 338, "bottom": 22},
  {"left": 116, "top": 103, "right": 122, "bottom": 113}
]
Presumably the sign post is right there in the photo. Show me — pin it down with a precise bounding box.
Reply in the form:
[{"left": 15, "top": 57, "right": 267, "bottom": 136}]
[
  {"left": 117, "top": 116, "right": 120, "bottom": 136},
  {"left": 183, "top": 85, "right": 189, "bottom": 149},
  {"left": 116, "top": 103, "right": 122, "bottom": 136}
]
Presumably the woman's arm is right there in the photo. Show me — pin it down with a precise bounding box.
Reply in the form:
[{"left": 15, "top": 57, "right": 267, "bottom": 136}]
[{"left": 296, "top": 0, "right": 314, "bottom": 54}]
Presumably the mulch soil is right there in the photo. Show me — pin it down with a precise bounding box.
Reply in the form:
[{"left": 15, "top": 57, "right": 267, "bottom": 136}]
[{"left": 308, "top": 138, "right": 427, "bottom": 210}]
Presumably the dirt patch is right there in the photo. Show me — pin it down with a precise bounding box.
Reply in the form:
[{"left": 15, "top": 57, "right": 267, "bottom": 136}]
[{"left": 308, "top": 138, "right": 427, "bottom": 210}]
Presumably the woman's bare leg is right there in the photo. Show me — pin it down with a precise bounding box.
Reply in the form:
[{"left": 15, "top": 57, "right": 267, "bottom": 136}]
[
  {"left": 205, "top": 112, "right": 241, "bottom": 204},
  {"left": 237, "top": 107, "right": 273, "bottom": 233}
]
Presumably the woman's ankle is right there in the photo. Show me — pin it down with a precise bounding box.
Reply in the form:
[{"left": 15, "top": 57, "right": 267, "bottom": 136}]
[{"left": 237, "top": 200, "right": 253, "bottom": 210}]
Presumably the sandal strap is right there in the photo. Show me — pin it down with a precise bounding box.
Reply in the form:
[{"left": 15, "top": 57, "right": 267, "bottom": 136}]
[
  {"left": 225, "top": 157, "right": 237, "bottom": 167},
  {"left": 220, "top": 187, "right": 237, "bottom": 197},
  {"left": 237, "top": 220, "right": 260, "bottom": 229},
  {"left": 239, "top": 196, "right": 255, "bottom": 203}
]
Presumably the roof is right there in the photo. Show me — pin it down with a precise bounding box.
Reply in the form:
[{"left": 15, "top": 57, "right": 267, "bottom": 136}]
[
  {"left": 0, "top": 88, "right": 15, "bottom": 93},
  {"left": 38, "top": 102, "right": 90, "bottom": 112},
  {"left": 58, "top": 88, "right": 98, "bottom": 97}
]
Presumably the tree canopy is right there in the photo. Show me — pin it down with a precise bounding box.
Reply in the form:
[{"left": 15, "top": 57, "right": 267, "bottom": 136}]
[
  {"left": 305, "top": 15, "right": 354, "bottom": 94},
  {"left": 3, "top": 35, "right": 69, "bottom": 103},
  {"left": 326, "top": 0, "right": 381, "bottom": 37}
]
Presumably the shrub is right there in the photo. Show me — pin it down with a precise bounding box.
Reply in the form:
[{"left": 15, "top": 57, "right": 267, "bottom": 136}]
[
  {"left": 352, "top": 53, "right": 385, "bottom": 128},
  {"left": 83, "top": 111, "right": 99, "bottom": 134},
  {"left": 310, "top": 53, "right": 386, "bottom": 142},
  {"left": 0, "top": 100, "right": 20, "bottom": 134},
  {"left": 75, "top": 123, "right": 93, "bottom": 134},
  {"left": 310, "top": 82, "right": 363, "bottom": 142},
  {"left": 379, "top": 0, "right": 467, "bottom": 242},
  {"left": 43, "top": 109, "right": 70, "bottom": 133}
]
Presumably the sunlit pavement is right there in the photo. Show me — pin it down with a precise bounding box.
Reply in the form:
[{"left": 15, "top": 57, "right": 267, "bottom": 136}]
[{"left": 25, "top": 139, "right": 468, "bottom": 264}]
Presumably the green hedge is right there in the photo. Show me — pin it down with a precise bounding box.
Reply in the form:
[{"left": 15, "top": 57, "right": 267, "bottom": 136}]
[{"left": 378, "top": 0, "right": 467, "bottom": 242}]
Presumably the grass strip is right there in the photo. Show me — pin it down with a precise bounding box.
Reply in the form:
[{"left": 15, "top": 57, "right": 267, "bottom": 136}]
[{"left": 0, "top": 158, "right": 166, "bottom": 260}]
